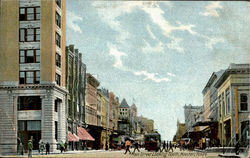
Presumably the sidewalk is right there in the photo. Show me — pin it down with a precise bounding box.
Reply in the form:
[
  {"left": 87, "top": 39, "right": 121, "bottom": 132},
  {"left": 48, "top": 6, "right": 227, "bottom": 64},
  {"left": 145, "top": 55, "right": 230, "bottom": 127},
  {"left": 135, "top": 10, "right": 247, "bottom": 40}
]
[
  {"left": 0, "top": 149, "right": 122, "bottom": 158},
  {"left": 194, "top": 147, "right": 248, "bottom": 158}
]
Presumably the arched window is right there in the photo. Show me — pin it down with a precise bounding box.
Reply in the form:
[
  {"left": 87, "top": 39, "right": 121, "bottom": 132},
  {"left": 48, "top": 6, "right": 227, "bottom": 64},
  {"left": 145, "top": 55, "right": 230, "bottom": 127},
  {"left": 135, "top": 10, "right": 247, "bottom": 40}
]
[{"left": 240, "top": 94, "right": 248, "bottom": 111}]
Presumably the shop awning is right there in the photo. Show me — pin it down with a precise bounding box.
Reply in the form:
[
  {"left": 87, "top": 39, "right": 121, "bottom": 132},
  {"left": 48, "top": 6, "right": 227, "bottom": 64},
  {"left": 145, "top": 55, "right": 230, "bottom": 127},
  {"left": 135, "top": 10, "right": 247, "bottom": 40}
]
[
  {"left": 192, "top": 121, "right": 218, "bottom": 127},
  {"left": 77, "top": 127, "right": 95, "bottom": 141},
  {"left": 68, "top": 131, "right": 79, "bottom": 142}
]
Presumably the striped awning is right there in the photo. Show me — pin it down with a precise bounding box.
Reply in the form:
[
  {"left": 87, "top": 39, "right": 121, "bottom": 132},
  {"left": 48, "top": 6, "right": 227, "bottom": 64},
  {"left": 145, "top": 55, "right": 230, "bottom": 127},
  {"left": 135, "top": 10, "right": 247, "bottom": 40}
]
[
  {"left": 68, "top": 131, "right": 79, "bottom": 142},
  {"left": 77, "top": 127, "right": 95, "bottom": 141}
]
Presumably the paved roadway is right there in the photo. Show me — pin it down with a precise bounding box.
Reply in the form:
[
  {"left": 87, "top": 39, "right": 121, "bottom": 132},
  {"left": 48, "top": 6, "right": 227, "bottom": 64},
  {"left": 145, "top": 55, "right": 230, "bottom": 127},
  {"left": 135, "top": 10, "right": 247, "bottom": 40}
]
[{"left": 1, "top": 148, "right": 223, "bottom": 158}]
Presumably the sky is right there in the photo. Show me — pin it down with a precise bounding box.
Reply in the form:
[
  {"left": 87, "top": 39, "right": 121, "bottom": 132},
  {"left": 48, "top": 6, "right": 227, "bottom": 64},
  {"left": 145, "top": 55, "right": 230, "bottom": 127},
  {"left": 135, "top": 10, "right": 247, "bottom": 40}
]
[{"left": 66, "top": 1, "right": 250, "bottom": 141}]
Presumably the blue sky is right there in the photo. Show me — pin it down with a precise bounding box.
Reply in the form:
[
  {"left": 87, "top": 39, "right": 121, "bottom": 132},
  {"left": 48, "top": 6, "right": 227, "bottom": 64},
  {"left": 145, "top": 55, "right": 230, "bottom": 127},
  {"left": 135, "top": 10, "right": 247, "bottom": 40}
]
[{"left": 66, "top": 1, "right": 250, "bottom": 141}]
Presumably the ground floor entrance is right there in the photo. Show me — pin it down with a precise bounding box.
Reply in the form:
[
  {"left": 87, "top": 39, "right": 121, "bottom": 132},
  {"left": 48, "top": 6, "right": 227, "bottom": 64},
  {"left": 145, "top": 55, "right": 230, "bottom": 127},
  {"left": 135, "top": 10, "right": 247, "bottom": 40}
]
[{"left": 18, "top": 123, "right": 41, "bottom": 151}]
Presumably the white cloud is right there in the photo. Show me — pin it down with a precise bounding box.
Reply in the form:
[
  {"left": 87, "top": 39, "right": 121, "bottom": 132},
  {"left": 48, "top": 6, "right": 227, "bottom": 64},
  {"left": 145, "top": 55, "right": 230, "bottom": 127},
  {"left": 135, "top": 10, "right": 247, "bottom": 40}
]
[
  {"left": 134, "top": 70, "right": 170, "bottom": 83},
  {"left": 201, "top": 2, "right": 223, "bottom": 17},
  {"left": 206, "top": 37, "right": 225, "bottom": 49},
  {"left": 67, "top": 10, "right": 83, "bottom": 34},
  {"left": 108, "top": 45, "right": 127, "bottom": 69},
  {"left": 142, "top": 39, "right": 164, "bottom": 53},
  {"left": 93, "top": 1, "right": 196, "bottom": 40},
  {"left": 146, "top": 25, "right": 156, "bottom": 40},
  {"left": 167, "top": 72, "right": 176, "bottom": 77},
  {"left": 167, "top": 37, "right": 184, "bottom": 53},
  {"left": 141, "top": 3, "right": 197, "bottom": 37},
  {"left": 199, "top": 34, "right": 225, "bottom": 49},
  {"left": 108, "top": 44, "right": 174, "bottom": 83}
]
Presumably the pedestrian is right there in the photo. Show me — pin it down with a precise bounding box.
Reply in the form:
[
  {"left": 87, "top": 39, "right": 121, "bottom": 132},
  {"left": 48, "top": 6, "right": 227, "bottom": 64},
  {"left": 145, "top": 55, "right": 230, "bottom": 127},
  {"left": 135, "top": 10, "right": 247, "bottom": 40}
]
[
  {"left": 124, "top": 139, "right": 131, "bottom": 154},
  {"left": 60, "top": 141, "right": 65, "bottom": 153},
  {"left": 46, "top": 142, "right": 50, "bottom": 155},
  {"left": 169, "top": 141, "right": 173, "bottom": 152},
  {"left": 202, "top": 137, "right": 206, "bottom": 150},
  {"left": 18, "top": 142, "right": 24, "bottom": 155},
  {"left": 166, "top": 141, "right": 169, "bottom": 151},
  {"left": 132, "top": 141, "right": 140, "bottom": 154},
  {"left": 39, "top": 142, "right": 45, "bottom": 155},
  {"left": 235, "top": 141, "right": 240, "bottom": 155},
  {"left": 64, "top": 141, "right": 68, "bottom": 152},
  {"left": 28, "top": 140, "right": 33, "bottom": 158},
  {"left": 160, "top": 141, "right": 167, "bottom": 152},
  {"left": 180, "top": 140, "right": 184, "bottom": 151}
]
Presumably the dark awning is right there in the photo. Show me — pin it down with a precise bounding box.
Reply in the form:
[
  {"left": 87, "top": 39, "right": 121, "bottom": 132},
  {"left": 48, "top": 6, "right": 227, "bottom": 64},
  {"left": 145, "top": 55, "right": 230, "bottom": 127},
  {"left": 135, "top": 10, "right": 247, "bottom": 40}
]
[
  {"left": 193, "top": 121, "right": 218, "bottom": 127},
  {"left": 77, "top": 127, "right": 95, "bottom": 141}
]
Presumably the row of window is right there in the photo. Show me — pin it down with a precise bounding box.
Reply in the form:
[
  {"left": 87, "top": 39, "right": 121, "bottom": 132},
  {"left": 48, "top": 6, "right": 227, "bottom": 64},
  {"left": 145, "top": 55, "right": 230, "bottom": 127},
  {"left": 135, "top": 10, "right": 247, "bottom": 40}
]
[
  {"left": 19, "top": 0, "right": 61, "bottom": 22},
  {"left": 19, "top": 71, "right": 61, "bottom": 85},
  {"left": 219, "top": 93, "right": 248, "bottom": 117},
  {"left": 20, "top": 49, "right": 40, "bottom": 63},
  {"left": 18, "top": 96, "right": 41, "bottom": 110},
  {"left": 20, "top": 28, "right": 40, "bottom": 42},
  {"left": 20, "top": 71, "right": 40, "bottom": 84},
  {"left": 20, "top": 7, "right": 40, "bottom": 21},
  {"left": 18, "top": 120, "right": 41, "bottom": 131},
  {"left": 19, "top": 27, "right": 61, "bottom": 45},
  {"left": 18, "top": 96, "right": 60, "bottom": 112},
  {"left": 19, "top": 49, "right": 62, "bottom": 67}
]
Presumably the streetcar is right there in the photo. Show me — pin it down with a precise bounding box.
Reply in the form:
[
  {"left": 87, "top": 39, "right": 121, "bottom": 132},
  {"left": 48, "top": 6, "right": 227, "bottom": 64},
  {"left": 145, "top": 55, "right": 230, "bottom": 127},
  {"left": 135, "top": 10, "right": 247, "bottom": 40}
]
[{"left": 144, "top": 133, "right": 161, "bottom": 151}]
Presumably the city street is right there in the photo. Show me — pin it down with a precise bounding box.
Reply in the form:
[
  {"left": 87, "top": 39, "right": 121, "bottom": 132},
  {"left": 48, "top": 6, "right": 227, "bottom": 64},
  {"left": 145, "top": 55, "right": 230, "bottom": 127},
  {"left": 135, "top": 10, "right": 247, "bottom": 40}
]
[{"left": 0, "top": 149, "right": 224, "bottom": 158}]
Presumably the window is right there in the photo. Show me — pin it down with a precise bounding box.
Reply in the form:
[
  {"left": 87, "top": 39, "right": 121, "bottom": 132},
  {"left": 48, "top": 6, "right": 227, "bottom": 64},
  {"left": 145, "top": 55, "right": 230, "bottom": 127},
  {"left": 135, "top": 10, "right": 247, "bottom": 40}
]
[
  {"left": 19, "top": 7, "right": 40, "bottom": 21},
  {"left": 226, "top": 89, "right": 230, "bottom": 114},
  {"left": 18, "top": 96, "right": 41, "bottom": 110},
  {"left": 19, "top": 28, "right": 40, "bottom": 42},
  {"left": 240, "top": 94, "right": 248, "bottom": 111},
  {"left": 56, "top": 0, "right": 61, "bottom": 8},
  {"left": 241, "top": 121, "right": 249, "bottom": 146},
  {"left": 18, "top": 121, "right": 25, "bottom": 131},
  {"left": 68, "top": 100, "right": 72, "bottom": 117},
  {"left": 18, "top": 120, "right": 41, "bottom": 131},
  {"left": 55, "top": 33, "right": 61, "bottom": 48},
  {"left": 56, "top": 53, "right": 61, "bottom": 68},
  {"left": 55, "top": 121, "right": 58, "bottom": 141},
  {"left": 56, "top": 73, "right": 61, "bottom": 85},
  {"left": 20, "top": 49, "right": 40, "bottom": 63},
  {"left": 55, "top": 99, "right": 58, "bottom": 112},
  {"left": 56, "top": 12, "right": 61, "bottom": 28},
  {"left": 19, "top": 71, "right": 40, "bottom": 84},
  {"left": 27, "top": 120, "right": 41, "bottom": 131}
]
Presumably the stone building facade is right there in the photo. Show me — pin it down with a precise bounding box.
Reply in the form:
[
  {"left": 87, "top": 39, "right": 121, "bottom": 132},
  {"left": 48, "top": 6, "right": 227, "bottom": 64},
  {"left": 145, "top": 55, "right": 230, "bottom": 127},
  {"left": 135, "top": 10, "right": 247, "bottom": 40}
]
[
  {"left": 66, "top": 45, "right": 86, "bottom": 150},
  {"left": 98, "top": 88, "right": 110, "bottom": 150},
  {"left": 184, "top": 104, "right": 203, "bottom": 133},
  {"left": 215, "top": 64, "right": 250, "bottom": 146},
  {"left": 0, "top": 0, "right": 67, "bottom": 154}
]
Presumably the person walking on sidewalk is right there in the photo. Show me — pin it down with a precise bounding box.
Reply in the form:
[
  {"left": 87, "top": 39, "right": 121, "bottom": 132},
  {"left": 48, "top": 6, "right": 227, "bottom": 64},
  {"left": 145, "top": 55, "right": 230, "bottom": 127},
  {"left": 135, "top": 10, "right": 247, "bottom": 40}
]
[
  {"left": 46, "top": 142, "right": 50, "bottom": 155},
  {"left": 28, "top": 140, "right": 33, "bottom": 158},
  {"left": 18, "top": 142, "right": 24, "bottom": 155},
  {"left": 160, "top": 141, "right": 167, "bottom": 152},
  {"left": 124, "top": 139, "right": 131, "bottom": 154},
  {"left": 169, "top": 141, "right": 174, "bottom": 152},
  {"left": 39, "top": 141, "right": 45, "bottom": 155},
  {"left": 60, "top": 141, "right": 65, "bottom": 153},
  {"left": 132, "top": 141, "right": 140, "bottom": 154},
  {"left": 166, "top": 141, "right": 169, "bottom": 151},
  {"left": 235, "top": 141, "right": 240, "bottom": 155}
]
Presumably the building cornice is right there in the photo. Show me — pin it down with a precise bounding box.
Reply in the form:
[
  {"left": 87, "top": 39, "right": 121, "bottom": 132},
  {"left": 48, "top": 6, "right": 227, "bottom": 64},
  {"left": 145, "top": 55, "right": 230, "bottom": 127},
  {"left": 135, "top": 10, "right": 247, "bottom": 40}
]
[{"left": 0, "top": 84, "right": 68, "bottom": 94}]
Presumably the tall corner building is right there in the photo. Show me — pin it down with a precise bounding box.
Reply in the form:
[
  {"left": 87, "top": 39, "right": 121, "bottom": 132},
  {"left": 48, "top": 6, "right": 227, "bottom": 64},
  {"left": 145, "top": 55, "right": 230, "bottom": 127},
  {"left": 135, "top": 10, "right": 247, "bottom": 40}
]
[{"left": 0, "top": 0, "right": 67, "bottom": 154}]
